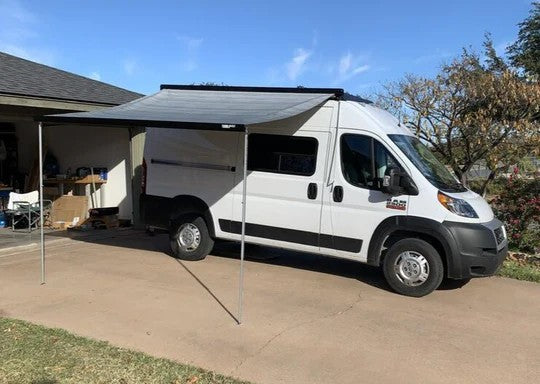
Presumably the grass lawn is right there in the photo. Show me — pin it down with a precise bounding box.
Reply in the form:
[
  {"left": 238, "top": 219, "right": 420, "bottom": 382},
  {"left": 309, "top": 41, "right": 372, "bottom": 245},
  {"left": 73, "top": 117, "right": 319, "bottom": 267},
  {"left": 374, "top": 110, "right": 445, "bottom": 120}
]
[
  {"left": 0, "top": 317, "right": 249, "bottom": 384},
  {"left": 497, "top": 258, "right": 540, "bottom": 283}
]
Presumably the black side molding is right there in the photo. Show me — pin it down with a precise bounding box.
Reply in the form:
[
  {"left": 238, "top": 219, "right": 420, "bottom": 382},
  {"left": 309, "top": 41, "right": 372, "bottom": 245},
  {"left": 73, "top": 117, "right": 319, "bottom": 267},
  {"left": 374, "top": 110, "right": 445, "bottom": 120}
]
[{"left": 219, "top": 219, "right": 362, "bottom": 253}]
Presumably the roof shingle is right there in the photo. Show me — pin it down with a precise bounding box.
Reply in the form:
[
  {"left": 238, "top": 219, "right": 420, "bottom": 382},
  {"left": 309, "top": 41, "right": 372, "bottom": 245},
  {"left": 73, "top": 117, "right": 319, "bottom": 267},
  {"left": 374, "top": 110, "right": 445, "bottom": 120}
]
[{"left": 0, "top": 52, "right": 143, "bottom": 105}]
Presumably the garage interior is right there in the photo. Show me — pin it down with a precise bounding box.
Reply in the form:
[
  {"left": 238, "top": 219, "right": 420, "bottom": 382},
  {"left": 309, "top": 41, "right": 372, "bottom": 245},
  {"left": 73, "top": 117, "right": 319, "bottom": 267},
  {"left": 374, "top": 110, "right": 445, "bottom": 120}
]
[{"left": 0, "top": 52, "right": 144, "bottom": 237}]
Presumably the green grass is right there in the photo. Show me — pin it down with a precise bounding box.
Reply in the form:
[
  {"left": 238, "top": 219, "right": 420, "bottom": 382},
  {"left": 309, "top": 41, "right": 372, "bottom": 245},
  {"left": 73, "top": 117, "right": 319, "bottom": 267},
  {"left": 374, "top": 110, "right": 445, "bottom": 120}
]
[
  {"left": 497, "top": 259, "right": 540, "bottom": 283},
  {"left": 0, "top": 318, "right": 249, "bottom": 384}
]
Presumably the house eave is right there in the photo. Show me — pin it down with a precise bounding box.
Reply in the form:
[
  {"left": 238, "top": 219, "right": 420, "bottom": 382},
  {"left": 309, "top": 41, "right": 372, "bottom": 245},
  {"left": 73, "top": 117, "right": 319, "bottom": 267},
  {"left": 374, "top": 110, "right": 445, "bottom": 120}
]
[{"left": 0, "top": 93, "right": 118, "bottom": 112}]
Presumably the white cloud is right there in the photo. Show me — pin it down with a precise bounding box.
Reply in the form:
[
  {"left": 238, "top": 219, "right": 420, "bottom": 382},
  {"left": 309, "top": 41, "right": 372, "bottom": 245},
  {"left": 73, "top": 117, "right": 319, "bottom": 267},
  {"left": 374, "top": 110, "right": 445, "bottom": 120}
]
[
  {"left": 123, "top": 59, "right": 137, "bottom": 75},
  {"left": 88, "top": 71, "right": 101, "bottom": 81},
  {"left": 177, "top": 35, "right": 204, "bottom": 50},
  {"left": 0, "top": 43, "right": 55, "bottom": 65},
  {"left": 286, "top": 48, "right": 312, "bottom": 81},
  {"left": 0, "top": 0, "right": 55, "bottom": 65},
  {"left": 185, "top": 60, "right": 198, "bottom": 72},
  {"left": 352, "top": 64, "right": 370, "bottom": 75},
  {"left": 413, "top": 49, "right": 452, "bottom": 64},
  {"left": 333, "top": 52, "right": 370, "bottom": 83},
  {"left": 339, "top": 52, "right": 352, "bottom": 75},
  {"left": 311, "top": 30, "right": 319, "bottom": 47},
  {"left": 0, "top": 0, "right": 35, "bottom": 23},
  {"left": 176, "top": 34, "right": 203, "bottom": 71}
]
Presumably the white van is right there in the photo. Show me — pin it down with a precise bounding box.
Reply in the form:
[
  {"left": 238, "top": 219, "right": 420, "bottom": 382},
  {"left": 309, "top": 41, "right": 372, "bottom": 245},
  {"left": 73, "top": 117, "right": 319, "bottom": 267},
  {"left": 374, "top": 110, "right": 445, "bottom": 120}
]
[{"left": 141, "top": 86, "right": 507, "bottom": 297}]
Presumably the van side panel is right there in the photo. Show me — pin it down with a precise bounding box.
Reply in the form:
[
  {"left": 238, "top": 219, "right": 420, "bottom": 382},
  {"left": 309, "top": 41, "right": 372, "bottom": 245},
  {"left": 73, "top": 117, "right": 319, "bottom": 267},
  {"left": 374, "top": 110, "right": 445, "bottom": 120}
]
[{"left": 143, "top": 127, "right": 240, "bottom": 236}]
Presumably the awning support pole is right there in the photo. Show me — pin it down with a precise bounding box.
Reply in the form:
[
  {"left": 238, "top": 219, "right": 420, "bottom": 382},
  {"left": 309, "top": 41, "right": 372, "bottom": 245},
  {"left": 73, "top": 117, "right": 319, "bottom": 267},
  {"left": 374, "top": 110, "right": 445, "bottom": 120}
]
[
  {"left": 38, "top": 122, "right": 45, "bottom": 285},
  {"left": 238, "top": 127, "right": 248, "bottom": 325}
]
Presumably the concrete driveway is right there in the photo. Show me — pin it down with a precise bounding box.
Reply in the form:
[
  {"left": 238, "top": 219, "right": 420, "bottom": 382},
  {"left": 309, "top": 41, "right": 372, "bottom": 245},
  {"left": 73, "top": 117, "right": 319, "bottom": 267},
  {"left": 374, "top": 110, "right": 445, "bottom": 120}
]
[{"left": 0, "top": 230, "right": 538, "bottom": 384}]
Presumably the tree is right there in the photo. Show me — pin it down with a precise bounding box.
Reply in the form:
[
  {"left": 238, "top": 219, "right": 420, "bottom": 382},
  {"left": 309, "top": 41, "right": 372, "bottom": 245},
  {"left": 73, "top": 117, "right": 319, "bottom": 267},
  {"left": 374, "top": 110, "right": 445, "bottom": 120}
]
[
  {"left": 507, "top": 2, "right": 540, "bottom": 80},
  {"left": 379, "top": 40, "right": 540, "bottom": 195}
]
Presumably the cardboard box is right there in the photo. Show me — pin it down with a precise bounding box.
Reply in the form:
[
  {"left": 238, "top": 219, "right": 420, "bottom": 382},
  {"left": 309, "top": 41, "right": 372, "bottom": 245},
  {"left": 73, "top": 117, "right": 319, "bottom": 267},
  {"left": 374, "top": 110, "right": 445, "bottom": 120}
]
[{"left": 50, "top": 195, "right": 88, "bottom": 230}]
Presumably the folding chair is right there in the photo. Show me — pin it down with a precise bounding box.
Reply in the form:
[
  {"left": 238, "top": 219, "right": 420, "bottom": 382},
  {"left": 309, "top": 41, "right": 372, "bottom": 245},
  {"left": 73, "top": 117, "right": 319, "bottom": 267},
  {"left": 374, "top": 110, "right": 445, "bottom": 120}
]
[{"left": 5, "top": 191, "right": 52, "bottom": 232}]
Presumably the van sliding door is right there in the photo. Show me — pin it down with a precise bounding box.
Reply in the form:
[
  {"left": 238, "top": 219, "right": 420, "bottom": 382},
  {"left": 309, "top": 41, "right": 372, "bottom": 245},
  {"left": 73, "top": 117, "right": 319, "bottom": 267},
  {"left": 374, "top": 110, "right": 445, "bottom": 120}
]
[{"left": 223, "top": 130, "right": 330, "bottom": 253}]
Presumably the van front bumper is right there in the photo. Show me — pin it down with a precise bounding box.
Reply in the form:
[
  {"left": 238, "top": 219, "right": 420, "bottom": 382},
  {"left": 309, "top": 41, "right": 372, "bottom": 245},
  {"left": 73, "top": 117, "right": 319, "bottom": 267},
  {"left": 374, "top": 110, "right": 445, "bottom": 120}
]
[{"left": 443, "top": 219, "right": 508, "bottom": 279}]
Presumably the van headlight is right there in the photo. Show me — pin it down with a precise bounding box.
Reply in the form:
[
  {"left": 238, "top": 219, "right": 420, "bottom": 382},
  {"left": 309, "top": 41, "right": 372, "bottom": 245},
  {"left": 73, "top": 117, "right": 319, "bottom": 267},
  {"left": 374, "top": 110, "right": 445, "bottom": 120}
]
[{"left": 437, "top": 191, "right": 478, "bottom": 218}]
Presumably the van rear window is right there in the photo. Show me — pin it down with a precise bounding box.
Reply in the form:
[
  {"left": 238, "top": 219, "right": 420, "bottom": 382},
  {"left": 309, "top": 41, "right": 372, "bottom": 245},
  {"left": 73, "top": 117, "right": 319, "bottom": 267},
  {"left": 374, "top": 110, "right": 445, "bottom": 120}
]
[{"left": 248, "top": 134, "right": 318, "bottom": 176}]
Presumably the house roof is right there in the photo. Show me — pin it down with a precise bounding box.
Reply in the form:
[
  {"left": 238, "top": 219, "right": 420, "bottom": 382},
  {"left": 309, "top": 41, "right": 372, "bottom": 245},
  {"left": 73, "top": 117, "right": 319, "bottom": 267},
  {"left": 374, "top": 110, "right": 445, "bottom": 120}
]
[{"left": 0, "top": 52, "right": 143, "bottom": 106}]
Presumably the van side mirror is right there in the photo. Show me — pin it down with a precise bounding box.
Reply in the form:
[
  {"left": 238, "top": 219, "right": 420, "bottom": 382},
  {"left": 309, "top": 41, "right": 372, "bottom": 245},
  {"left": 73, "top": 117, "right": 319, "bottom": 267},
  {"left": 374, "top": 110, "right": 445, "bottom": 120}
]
[
  {"left": 382, "top": 167, "right": 403, "bottom": 196},
  {"left": 400, "top": 173, "right": 419, "bottom": 196},
  {"left": 381, "top": 166, "right": 418, "bottom": 196}
]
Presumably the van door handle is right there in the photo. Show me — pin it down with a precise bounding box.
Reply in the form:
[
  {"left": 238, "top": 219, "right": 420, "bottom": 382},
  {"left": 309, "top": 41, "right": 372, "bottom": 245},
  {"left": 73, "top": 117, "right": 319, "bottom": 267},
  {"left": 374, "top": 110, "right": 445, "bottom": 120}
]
[
  {"left": 307, "top": 183, "right": 318, "bottom": 200},
  {"left": 333, "top": 185, "right": 343, "bottom": 202}
]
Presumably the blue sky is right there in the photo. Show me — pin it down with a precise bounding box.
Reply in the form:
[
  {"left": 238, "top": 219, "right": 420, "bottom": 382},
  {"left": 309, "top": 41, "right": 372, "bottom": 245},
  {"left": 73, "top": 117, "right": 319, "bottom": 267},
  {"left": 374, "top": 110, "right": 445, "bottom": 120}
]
[{"left": 0, "top": 0, "right": 533, "bottom": 96}]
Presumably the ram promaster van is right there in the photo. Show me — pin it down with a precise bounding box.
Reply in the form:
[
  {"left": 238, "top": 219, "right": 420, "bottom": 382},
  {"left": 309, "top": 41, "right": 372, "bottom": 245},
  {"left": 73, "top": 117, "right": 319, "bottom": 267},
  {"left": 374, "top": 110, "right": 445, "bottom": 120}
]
[{"left": 141, "top": 86, "right": 507, "bottom": 297}]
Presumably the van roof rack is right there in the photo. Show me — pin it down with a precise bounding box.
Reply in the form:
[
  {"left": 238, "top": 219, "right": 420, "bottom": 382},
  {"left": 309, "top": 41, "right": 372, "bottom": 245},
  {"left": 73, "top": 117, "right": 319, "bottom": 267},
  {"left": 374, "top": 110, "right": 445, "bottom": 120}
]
[
  {"left": 160, "top": 84, "right": 345, "bottom": 98},
  {"left": 343, "top": 92, "right": 373, "bottom": 104}
]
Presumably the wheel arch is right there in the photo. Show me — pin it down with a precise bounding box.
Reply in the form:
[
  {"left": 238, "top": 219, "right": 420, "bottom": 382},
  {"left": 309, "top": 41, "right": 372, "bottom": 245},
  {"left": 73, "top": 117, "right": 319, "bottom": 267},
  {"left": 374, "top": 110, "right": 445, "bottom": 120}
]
[
  {"left": 367, "top": 216, "right": 459, "bottom": 277},
  {"left": 169, "top": 195, "right": 216, "bottom": 238}
]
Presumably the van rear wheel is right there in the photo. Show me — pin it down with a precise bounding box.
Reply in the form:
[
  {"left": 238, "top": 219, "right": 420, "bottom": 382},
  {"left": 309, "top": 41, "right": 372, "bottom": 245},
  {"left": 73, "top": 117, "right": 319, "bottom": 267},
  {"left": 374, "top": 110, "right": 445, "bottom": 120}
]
[
  {"left": 170, "top": 215, "right": 214, "bottom": 261},
  {"left": 383, "top": 238, "right": 444, "bottom": 297}
]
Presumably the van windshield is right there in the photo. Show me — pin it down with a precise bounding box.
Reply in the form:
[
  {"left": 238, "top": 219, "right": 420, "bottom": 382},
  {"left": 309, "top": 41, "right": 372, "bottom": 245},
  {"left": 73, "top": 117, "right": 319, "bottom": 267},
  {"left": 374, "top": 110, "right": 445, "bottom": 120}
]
[{"left": 388, "top": 134, "right": 466, "bottom": 192}]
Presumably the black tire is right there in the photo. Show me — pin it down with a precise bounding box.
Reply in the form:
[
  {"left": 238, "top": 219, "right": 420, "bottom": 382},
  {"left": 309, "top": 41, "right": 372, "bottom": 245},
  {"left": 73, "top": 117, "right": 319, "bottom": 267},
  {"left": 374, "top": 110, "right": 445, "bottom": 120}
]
[
  {"left": 383, "top": 238, "right": 444, "bottom": 297},
  {"left": 169, "top": 215, "right": 214, "bottom": 261}
]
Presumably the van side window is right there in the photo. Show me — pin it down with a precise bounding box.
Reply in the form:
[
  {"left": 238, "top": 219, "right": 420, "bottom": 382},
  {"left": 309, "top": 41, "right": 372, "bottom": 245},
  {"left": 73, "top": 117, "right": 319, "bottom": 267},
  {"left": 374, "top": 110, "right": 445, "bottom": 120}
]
[
  {"left": 341, "top": 134, "right": 401, "bottom": 189},
  {"left": 341, "top": 135, "right": 374, "bottom": 188},
  {"left": 374, "top": 140, "right": 401, "bottom": 180},
  {"left": 248, "top": 133, "right": 318, "bottom": 176}
]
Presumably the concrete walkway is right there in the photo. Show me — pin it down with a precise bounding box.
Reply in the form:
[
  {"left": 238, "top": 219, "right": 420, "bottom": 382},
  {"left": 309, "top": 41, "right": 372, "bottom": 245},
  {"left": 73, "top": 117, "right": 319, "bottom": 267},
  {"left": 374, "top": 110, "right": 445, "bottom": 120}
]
[
  {"left": 0, "top": 226, "right": 130, "bottom": 254},
  {"left": 0, "top": 227, "right": 62, "bottom": 253},
  {"left": 0, "top": 231, "right": 538, "bottom": 384}
]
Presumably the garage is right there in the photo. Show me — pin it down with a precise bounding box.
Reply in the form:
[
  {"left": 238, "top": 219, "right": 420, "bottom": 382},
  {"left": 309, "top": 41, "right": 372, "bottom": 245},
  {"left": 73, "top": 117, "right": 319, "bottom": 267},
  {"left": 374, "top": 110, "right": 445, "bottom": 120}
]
[{"left": 0, "top": 52, "right": 143, "bottom": 231}]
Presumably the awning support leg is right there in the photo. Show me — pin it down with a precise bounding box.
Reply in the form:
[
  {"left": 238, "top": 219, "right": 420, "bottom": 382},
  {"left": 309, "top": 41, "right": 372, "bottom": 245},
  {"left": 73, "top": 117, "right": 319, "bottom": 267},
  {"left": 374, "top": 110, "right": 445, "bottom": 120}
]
[
  {"left": 38, "top": 122, "right": 45, "bottom": 285},
  {"left": 238, "top": 128, "right": 248, "bottom": 325}
]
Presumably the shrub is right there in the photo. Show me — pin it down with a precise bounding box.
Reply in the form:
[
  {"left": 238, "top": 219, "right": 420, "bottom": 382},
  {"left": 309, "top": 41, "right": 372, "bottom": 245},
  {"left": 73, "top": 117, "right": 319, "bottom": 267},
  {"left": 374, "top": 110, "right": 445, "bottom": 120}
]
[
  {"left": 490, "top": 177, "right": 540, "bottom": 254},
  {"left": 468, "top": 177, "right": 508, "bottom": 196}
]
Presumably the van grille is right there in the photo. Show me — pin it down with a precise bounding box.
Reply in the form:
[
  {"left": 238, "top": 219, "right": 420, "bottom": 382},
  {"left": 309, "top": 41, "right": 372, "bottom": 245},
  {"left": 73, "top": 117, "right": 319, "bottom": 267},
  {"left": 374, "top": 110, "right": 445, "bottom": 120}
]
[{"left": 494, "top": 227, "right": 505, "bottom": 245}]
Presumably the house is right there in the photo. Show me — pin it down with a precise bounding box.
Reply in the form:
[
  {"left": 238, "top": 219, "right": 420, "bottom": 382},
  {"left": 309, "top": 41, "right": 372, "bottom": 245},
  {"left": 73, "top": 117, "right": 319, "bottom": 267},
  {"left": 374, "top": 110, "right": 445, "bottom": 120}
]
[{"left": 0, "top": 51, "right": 144, "bottom": 223}]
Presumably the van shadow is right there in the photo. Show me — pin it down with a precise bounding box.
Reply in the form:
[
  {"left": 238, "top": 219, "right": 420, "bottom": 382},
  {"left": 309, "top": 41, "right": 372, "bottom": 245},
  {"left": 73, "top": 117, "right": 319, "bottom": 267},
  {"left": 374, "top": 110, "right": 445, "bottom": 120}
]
[
  {"left": 47, "top": 229, "right": 393, "bottom": 291},
  {"left": 210, "top": 241, "right": 471, "bottom": 292},
  {"left": 210, "top": 240, "right": 393, "bottom": 292},
  {"left": 46, "top": 229, "right": 470, "bottom": 296}
]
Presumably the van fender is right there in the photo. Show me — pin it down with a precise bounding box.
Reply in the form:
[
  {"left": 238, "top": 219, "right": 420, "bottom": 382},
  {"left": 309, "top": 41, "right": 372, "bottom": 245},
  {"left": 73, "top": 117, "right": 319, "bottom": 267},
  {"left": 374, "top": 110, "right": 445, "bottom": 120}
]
[{"left": 367, "top": 216, "right": 460, "bottom": 276}]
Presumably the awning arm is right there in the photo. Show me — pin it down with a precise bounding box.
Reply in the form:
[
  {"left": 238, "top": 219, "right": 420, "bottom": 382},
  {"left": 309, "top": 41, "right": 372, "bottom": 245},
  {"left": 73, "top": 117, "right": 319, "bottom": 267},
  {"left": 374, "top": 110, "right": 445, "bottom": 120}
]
[
  {"left": 38, "top": 121, "right": 45, "bottom": 285},
  {"left": 238, "top": 127, "right": 248, "bottom": 325}
]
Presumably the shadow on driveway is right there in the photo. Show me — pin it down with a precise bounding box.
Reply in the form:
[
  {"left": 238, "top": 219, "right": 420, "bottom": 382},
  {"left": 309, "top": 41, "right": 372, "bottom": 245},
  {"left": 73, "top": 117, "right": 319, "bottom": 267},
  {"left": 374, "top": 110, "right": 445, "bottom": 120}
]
[{"left": 45, "top": 229, "right": 470, "bottom": 300}]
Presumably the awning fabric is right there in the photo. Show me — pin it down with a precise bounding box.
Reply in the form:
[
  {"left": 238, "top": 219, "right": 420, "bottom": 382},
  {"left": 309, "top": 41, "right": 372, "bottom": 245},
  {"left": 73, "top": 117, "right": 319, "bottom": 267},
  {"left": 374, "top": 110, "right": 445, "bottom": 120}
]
[{"left": 39, "top": 85, "right": 342, "bottom": 130}]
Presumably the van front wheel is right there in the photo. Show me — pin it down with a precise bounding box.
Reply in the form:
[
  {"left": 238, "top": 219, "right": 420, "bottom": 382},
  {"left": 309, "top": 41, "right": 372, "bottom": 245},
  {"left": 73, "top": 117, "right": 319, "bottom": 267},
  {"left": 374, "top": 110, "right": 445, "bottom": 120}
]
[
  {"left": 383, "top": 238, "right": 444, "bottom": 297},
  {"left": 170, "top": 216, "right": 214, "bottom": 261}
]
